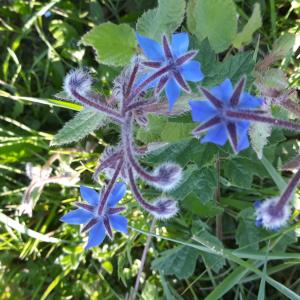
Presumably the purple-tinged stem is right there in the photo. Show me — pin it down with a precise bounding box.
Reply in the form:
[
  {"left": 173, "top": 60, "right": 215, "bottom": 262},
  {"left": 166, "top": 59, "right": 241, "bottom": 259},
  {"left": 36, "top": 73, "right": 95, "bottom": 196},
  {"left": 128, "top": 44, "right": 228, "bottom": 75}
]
[
  {"left": 226, "top": 110, "right": 300, "bottom": 132},
  {"left": 70, "top": 89, "right": 123, "bottom": 123},
  {"left": 127, "top": 167, "right": 162, "bottom": 213},
  {"left": 281, "top": 98, "right": 300, "bottom": 118},
  {"left": 97, "top": 159, "right": 123, "bottom": 215},
  {"left": 125, "top": 63, "right": 139, "bottom": 98},
  {"left": 276, "top": 168, "right": 300, "bottom": 209},
  {"left": 125, "top": 99, "right": 157, "bottom": 112}
]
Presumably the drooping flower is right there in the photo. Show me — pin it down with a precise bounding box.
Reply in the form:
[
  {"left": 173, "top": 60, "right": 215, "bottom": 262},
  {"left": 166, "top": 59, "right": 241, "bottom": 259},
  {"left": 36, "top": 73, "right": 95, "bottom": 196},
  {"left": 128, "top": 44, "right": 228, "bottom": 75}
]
[
  {"left": 254, "top": 167, "right": 300, "bottom": 230},
  {"left": 254, "top": 198, "right": 291, "bottom": 230},
  {"left": 60, "top": 183, "right": 128, "bottom": 249},
  {"left": 137, "top": 32, "right": 204, "bottom": 110},
  {"left": 189, "top": 77, "right": 263, "bottom": 153}
]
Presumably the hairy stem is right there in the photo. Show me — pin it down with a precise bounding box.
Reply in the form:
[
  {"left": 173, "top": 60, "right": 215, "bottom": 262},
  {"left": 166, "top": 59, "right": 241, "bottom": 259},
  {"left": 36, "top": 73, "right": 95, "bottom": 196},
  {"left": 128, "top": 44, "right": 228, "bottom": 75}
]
[
  {"left": 70, "top": 89, "right": 123, "bottom": 123},
  {"left": 226, "top": 110, "right": 300, "bottom": 132},
  {"left": 276, "top": 168, "right": 300, "bottom": 209}
]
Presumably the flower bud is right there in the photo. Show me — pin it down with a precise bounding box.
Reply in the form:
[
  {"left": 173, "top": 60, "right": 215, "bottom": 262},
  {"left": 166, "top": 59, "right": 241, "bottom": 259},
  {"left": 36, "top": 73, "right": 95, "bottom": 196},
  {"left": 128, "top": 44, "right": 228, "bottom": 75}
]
[
  {"left": 255, "top": 198, "right": 291, "bottom": 230},
  {"left": 150, "top": 198, "right": 178, "bottom": 219},
  {"left": 64, "top": 69, "right": 92, "bottom": 99},
  {"left": 151, "top": 163, "right": 182, "bottom": 191}
]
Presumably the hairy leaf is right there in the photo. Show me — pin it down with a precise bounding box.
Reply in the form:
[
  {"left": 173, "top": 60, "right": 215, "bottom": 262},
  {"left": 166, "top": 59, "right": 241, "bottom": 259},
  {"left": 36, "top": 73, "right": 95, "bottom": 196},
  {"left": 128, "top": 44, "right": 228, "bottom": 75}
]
[
  {"left": 146, "top": 138, "right": 218, "bottom": 167},
  {"left": 233, "top": 3, "right": 262, "bottom": 48},
  {"left": 136, "top": 0, "right": 186, "bottom": 41},
  {"left": 152, "top": 245, "right": 199, "bottom": 279},
  {"left": 51, "top": 108, "right": 107, "bottom": 146},
  {"left": 81, "top": 22, "right": 137, "bottom": 66},
  {"left": 171, "top": 165, "right": 217, "bottom": 202},
  {"left": 188, "top": 0, "right": 237, "bottom": 52}
]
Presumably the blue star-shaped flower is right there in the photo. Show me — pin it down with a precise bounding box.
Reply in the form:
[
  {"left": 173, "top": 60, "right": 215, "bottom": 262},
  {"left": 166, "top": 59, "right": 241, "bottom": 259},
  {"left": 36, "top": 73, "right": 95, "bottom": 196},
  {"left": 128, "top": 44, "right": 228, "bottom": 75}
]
[
  {"left": 189, "top": 77, "right": 263, "bottom": 153},
  {"left": 137, "top": 32, "right": 204, "bottom": 110},
  {"left": 60, "top": 183, "right": 128, "bottom": 249}
]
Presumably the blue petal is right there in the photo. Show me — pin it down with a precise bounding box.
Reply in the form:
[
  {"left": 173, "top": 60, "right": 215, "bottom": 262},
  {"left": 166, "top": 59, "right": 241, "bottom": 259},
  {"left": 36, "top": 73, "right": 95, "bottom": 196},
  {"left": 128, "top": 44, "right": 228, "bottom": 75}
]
[
  {"left": 136, "top": 33, "right": 164, "bottom": 61},
  {"left": 211, "top": 79, "right": 233, "bottom": 105},
  {"left": 189, "top": 100, "right": 217, "bottom": 122},
  {"left": 85, "top": 221, "right": 106, "bottom": 249},
  {"left": 109, "top": 215, "right": 128, "bottom": 234},
  {"left": 166, "top": 78, "right": 181, "bottom": 111},
  {"left": 239, "top": 92, "right": 263, "bottom": 108},
  {"left": 181, "top": 61, "right": 204, "bottom": 82},
  {"left": 80, "top": 186, "right": 99, "bottom": 206},
  {"left": 108, "top": 182, "right": 126, "bottom": 207},
  {"left": 201, "top": 123, "right": 228, "bottom": 145},
  {"left": 60, "top": 209, "right": 93, "bottom": 224},
  {"left": 236, "top": 121, "right": 250, "bottom": 152},
  {"left": 171, "top": 32, "right": 189, "bottom": 57}
]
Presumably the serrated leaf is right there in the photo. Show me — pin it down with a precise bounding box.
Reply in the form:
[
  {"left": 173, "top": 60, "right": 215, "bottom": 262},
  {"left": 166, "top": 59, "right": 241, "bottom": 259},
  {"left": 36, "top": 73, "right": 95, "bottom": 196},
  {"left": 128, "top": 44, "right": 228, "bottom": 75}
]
[
  {"left": 188, "top": 0, "right": 237, "bottom": 53},
  {"left": 81, "top": 22, "right": 137, "bottom": 66},
  {"left": 170, "top": 165, "right": 217, "bottom": 202},
  {"left": 233, "top": 3, "right": 262, "bottom": 48},
  {"left": 152, "top": 245, "right": 199, "bottom": 279},
  {"left": 136, "top": 0, "right": 185, "bottom": 41},
  {"left": 250, "top": 122, "right": 272, "bottom": 159},
  {"left": 51, "top": 108, "right": 107, "bottom": 146}
]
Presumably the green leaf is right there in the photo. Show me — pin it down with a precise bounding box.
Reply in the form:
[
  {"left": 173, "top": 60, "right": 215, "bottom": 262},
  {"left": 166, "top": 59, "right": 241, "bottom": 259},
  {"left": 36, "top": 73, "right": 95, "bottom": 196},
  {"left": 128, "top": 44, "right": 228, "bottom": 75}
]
[
  {"left": 51, "top": 108, "right": 107, "bottom": 146},
  {"left": 272, "top": 32, "right": 296, "bottom": 59},
  {"left": 136, "top": 114, "right": 194, "bottom": 144},
  {"left": 81, "top": 22, "right": 137, "bottom": 66},
  {"left": 192, "top": 221, "right": 226, "bottom": 273},
  {"left": 202, "top": 51, "right": 255, "bottom": 87},
  {"left": 145, "top": 138, "right": 218, "bottom": 167},
  {"left": 152, "top": 245, "right": 199, "bottom": 279},
  {"left": 170, "top": 165, "right": 217, "bottom": 202},
  {"left": 233, "top": 3, "right": 262, "bottom": 48},
  {"left": 236, "top": 208, "right": 265, "bottom": 251},
  {"left": 188, "top": 0, "right": 237, "bottom": 53},
  {"left": 136, "top": 0, "right": 186, "bottom": 41},
  {"left": 182, "top": 193, "right": 224, "bottom": 218},
  {"left": 250, "top": 121, "right": 272, "bottom": 160}
]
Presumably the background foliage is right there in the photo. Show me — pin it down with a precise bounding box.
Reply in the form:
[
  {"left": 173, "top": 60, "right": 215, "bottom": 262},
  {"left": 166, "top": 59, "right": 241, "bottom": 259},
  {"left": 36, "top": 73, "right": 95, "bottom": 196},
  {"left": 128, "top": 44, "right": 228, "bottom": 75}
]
[{"left": 0, "top": 0, "right": 299, "bottom": 299}]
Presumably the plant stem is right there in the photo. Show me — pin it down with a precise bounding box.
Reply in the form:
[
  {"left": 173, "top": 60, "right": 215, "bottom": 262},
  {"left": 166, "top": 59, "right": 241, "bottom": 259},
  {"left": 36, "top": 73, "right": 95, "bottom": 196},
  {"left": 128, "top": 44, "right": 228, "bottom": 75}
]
[
  {"left": 70, "top": 89, "right": 123, "bottom": 123},
  {"left": 276, "top": 168, "right": 300, "bottom": 209},
  {"left": 226, "top": 110, "right": 300, "bottom": 132},
  {"left": 131, "top": 218, "right": 156, "bottom": 300},
  {"left": 215, "top": 152, "right": 222, "bottom": 240}
]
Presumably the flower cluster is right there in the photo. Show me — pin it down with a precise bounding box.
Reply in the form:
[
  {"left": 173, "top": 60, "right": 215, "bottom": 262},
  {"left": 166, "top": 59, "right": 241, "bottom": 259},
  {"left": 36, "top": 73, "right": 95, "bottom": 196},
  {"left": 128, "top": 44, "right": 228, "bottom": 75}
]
[{"left": 60, "top": 31, "right": 300, "bottom": 248}]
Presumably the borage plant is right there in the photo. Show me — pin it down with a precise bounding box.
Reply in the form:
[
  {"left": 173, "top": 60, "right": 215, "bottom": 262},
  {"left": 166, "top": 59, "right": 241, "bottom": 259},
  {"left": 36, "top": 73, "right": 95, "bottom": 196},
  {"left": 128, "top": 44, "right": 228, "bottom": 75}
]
[{"left": 49, "top": 1, "right": 299, "bottom": 298}]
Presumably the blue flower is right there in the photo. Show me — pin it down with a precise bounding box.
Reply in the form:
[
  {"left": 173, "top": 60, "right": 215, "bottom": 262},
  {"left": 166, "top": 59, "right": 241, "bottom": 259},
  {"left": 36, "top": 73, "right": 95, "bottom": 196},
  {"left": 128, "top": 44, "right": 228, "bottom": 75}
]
[
  {"left": 60, "top": 183, "right": 128, "bottom": 249},
  {"left": 137, "top": 32, "right": 204, "bottom": 110},
  {"left": 189, "top": 77, "right": 263, "bottom": 153}
]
